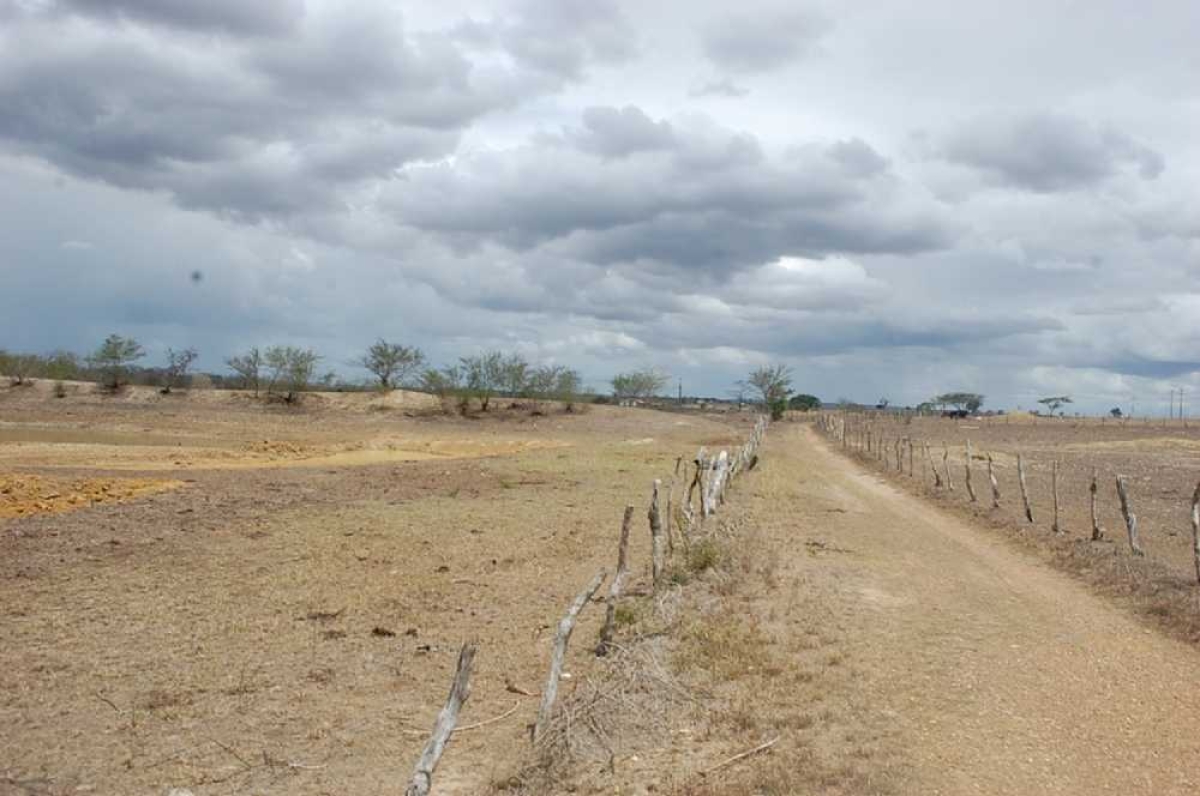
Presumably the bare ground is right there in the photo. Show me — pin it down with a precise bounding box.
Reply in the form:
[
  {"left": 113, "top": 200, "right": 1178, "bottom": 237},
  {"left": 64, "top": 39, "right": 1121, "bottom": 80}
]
[{"left": 5, "top": 391, "right": 1200, "bottom": 795}]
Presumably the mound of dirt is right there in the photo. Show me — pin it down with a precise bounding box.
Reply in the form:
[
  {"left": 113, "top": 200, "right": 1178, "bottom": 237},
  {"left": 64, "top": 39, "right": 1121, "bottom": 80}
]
[{"left": 0, "top": 473, "right": 182, "bottom": 518}]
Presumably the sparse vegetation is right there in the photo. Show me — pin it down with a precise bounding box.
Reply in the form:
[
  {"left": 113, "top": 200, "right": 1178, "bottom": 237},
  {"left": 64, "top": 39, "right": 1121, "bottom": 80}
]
[
  {"left": 748, "top": 364, "right": 793, "bottom": 407},
  {"left": 225, "top": 347, "right": 263, "bottom": 395},
  {"left": 87, "top": 334, "right": 145, "bottom": 392},
  {"left": 1038, "top": 395, "right": 1073, "bottom": 416},
  {"left": 611, "top": 368, "right": 670, "bottom": 402},
  {"left": 360, "top": 339, "right": 425, "bottom": 390},
  {"left": 263, "top": 345, "right": 319, "bottom": 403},
  {"left": 160, "top": 347, "right": 198, "bottom": 394}
]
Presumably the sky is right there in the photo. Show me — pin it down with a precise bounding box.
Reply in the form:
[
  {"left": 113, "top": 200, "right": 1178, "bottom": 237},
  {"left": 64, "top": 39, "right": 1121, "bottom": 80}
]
[{"left": 1, "top": 0, "right": 1198, "bottom": 413}]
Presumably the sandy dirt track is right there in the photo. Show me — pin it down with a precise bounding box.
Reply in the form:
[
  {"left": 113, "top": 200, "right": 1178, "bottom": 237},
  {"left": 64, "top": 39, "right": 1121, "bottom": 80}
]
[{"left": 792, "top": 424, "right": 1200, "bottom": 795}]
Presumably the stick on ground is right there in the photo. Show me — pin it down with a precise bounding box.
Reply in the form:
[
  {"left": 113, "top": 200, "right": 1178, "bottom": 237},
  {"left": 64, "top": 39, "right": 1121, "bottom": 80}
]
[{"left": 700, "top": 736, "right": 781, "bottom": 777}]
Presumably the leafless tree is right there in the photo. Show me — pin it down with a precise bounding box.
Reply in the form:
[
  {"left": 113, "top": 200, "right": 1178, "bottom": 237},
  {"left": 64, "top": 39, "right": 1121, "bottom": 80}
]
[{"left": 160, "top": 347, "right": 198, "bottom": 394}]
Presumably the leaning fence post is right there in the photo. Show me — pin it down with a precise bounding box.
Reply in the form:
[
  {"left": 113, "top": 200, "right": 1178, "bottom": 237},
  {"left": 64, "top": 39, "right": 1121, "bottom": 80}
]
[
  {"left": 1051, "top": 460, "right": 1062, "bottom": 533},
  {"left": 1090, "top": 469, "right": 1102, "bottom": 541},
  {"left": 1115, "top": 476, "right": 1144, "bottom": 557},
  {"left": 986, "top": 454, "right": 1001, "bottom": 508},
  {"left": 534, "top": 569, "right": 607, "bottom": 743},
  {"left": 942, "top": 447, "right": 954, "bottom": 490},
  {"left": 1017, "top": 453, "right": 1033, "bottom": 522},
  {"left": 596, "top": 507, "right": 634, "bottom": 656},
  {"left": 649, "top": 480, "right": 666, "bottom": 592},
  {"left": 405, "top": 643, "right": 477, "bottom": 796},
  {"left": 964, "top": 440, "right": 977, "bottom": 502}
]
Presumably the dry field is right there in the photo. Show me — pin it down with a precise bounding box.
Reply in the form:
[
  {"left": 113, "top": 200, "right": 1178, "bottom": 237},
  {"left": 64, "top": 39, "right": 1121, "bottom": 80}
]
[
  {"left": 0, "top": 382, "right": 749, "bottom": 794},
  {"left": 830, "top": 412, "right": 1200, "bottom": 641},
  {"left": 8, "top": 385, "right": 1200, "bottom": 796}
]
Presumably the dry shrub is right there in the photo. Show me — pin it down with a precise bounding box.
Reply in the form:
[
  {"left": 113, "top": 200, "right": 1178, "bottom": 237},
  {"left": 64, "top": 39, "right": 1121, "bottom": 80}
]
[{"left": 509, "top": 640, "right": 691, "bottom": 793}]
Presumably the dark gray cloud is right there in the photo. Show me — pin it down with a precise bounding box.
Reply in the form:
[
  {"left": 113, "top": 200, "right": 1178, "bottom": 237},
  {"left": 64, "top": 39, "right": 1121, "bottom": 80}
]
[
  {"left": 53, "top": 0, "right": 304, "bottom": 35},
  {"left": 1, "top": 0, "right": 1197, "bottom": 412},
  {"left": 383, "top": 112, "right": 951, "bottom": 270},
  {"left": 571, "top": 106, "right": 676, "bottom": 158},
  {"left": 940, "top": 112, "right": 1165, "bottom": 192},
  {"left": 700, "top": 9, "right": 830, "bottom": 74}
]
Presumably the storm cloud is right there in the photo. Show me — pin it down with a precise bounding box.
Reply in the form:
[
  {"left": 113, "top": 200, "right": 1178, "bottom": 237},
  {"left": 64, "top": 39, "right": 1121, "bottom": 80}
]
[{"left": 1, "top": 0, "right": 1198, "bottom": 413}]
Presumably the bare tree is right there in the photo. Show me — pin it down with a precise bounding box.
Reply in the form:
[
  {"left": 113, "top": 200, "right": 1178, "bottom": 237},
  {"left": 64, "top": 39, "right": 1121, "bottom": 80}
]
[
  {"left": 360, "top": 339, "right": 425, "bottom": 390},
  {"left": 160, "top": 347, "right": 198, "bottom": 394},
  {"left": 226, "top": 347, "right": 263, "bottom": 395},
  {"left": 748, "top": 364, "right": 793, "bottom": 408},
  {"left": 264, "top": 345, "right": 320, "bottom": 403}
]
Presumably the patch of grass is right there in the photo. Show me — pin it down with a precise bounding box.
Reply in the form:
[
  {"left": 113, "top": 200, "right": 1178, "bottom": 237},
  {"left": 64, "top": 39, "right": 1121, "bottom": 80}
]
[
  {"left": 686, "top": 537, "right": 722, "bottom": 573},
  {"left": 678, "top": 612, "right": 770, "bottom": 681}
]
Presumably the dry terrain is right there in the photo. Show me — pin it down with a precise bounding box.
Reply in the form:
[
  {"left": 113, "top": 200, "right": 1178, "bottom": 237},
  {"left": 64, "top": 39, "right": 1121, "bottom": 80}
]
[
  {"left": 5, "top": 387, "right": 1200, "bottom": 795},
  {"left": 0, "top": 382, "right": 746, "bottom": 794}
]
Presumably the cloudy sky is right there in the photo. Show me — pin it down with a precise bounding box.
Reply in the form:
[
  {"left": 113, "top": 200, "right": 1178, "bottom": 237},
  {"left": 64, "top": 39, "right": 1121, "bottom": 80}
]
[{"left": 1, "top": 0, "right": 1198, "bottom": 412}]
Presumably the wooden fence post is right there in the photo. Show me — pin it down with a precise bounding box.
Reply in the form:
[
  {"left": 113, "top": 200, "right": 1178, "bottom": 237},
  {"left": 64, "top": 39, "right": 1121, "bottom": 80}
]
[
  {"left": 1115, "top": 476, "right": 1144, "bottom": 557},
  {"left": 924, "top": 441, "right": 941, "bottom": 487},
  {"left": 596, "top": 507, "right": 634, "bottom": 656},
  {"left": 534, "top": 569, "right": 607, "bottom": 743},
  {"left": 964, "top": 440, "right": 977, "bottom": 502},
  {"left": 649, "top": 480, "right": 666, "bottom": 592},
  {"left": 1090, "top": 469, "right": 1102, "bottom": 541},
  {"left": 908, "top": 438, "right": 914, "bottom": 477},
  {"left": 1017, "top": 453, "right": 1033, "bottom": 522},
  {"left": 405, "top": 643, "right": 477, "bottom": 796},
  {"left": 942, "top": 447, "right": 954, "bottom": 490},
  {"left": 1051, "top": 460, "right": 1061, "bottom": 533},
  {"left": 1191, "top": 482, "right": 1200, "bottom": 583},
  {"left": 986, "top": 454, "right": 1001, "bottom": 508}
]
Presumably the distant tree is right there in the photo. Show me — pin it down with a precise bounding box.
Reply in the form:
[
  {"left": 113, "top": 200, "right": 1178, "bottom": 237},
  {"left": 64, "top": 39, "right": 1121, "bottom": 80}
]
[
  {"left": 264, "top": 345, "right": 319, "bottom": 403},
  {"left": 554, "top": 368, "right": 582, "bottom": 411},
  {"left": 160, "top": 347, "right": 198, "bottom": 394},
  {"left": 88, "top": 334, "right": 145, "bottom": 391},
  {"left": 1038, "top": 395, "right": 1073, "bottom": 416},
  {"left": 728, "top": 379, "right": 750, "bottom": 406},
  {"left": 226, "top": 347, "right": 263, "bottom": 396},
  {"left": 789, "top": 393, "right": 821, "bottom": 411},
  {"left": 611, "top": 368, "right": 670, "bottom": 401},
  {"left": 360, "top": 339, "right": 425, "bottom": 390},
  {"left": 460, "top": 351, "right": 505, "bottom": 411},
  {"left": 1, "top": 352, "right": 40, "bottom": 386},
  {"left": 934, "top": 392, "right": 984, "bottom": 413},
  {"left": 1110, "top": 406, "right": 1123, "bottom": 418},
  {"left": 498, "top": 353, "right": 530, "bottom": 398},
  {"left": 748, "top": 364, "right": 793, "bottom": 407},
  {"left": 876, "top": 397, "right": 890, "bottom": 410},
  {"left": 43, "top": 350, "right": 81, "bottom": 381}
]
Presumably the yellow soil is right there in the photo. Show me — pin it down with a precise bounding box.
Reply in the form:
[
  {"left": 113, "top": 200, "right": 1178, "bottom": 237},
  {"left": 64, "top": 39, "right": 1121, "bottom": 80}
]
[{"left": 0, "top": 473, "right": 182, "bottom": 518}]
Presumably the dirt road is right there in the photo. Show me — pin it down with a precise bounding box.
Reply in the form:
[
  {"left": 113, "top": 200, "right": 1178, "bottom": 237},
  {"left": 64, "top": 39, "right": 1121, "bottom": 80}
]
[{"left": 782, "top": 424, "right": 1200, "bottom": 794}]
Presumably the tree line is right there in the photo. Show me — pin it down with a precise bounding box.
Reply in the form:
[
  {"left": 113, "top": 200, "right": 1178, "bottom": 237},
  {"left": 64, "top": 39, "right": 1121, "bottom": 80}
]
[{"left": 2, "top": 336, "right": 822, "bottom": 418}]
